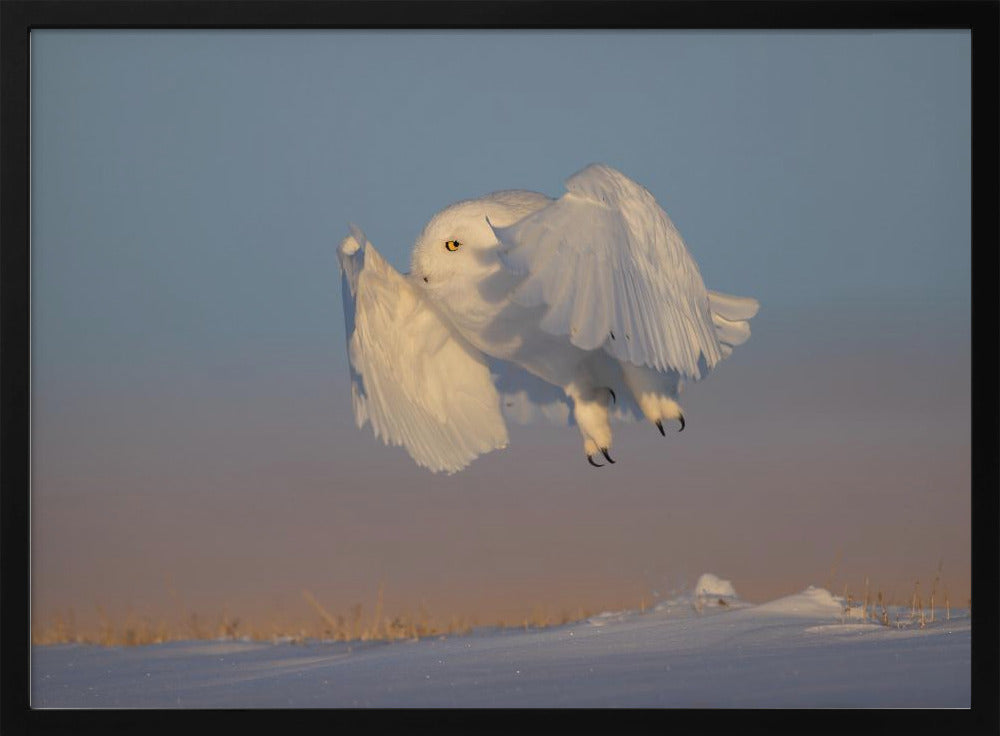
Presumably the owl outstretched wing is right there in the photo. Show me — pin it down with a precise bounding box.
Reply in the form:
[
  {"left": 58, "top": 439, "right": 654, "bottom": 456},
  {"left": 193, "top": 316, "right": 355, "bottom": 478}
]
[
  {"left": 338, "top": 226, "right": 508, "bottom": 473},
  {"left": 491, "top": 164, "right": 758, "bottom": 381}
]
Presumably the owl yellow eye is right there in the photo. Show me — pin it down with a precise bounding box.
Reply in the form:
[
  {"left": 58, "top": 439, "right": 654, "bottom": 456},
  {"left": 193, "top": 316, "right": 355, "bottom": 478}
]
[{"left": 445, "top": 240, "right": 461, "bottom": 252}]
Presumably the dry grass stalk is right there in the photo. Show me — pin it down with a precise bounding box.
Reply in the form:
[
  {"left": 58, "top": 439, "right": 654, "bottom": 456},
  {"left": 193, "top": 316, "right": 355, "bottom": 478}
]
[
  {"left": 303, "top": 590, "right": 340, "bottom": 639},
  {"left": 369, "top": 583, "right": 385, "bottom": 642},
  {"left": 929, "top": 562, "right": 942, "bottom": 624},
  {"left": 878, "top": 591, "right": 889, "bottom": 627}
]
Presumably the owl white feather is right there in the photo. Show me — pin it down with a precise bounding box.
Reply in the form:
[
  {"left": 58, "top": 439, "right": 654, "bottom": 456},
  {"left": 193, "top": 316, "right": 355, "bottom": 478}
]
[{"left": 338, "top": 164, "right": 759, "bottom": 473}]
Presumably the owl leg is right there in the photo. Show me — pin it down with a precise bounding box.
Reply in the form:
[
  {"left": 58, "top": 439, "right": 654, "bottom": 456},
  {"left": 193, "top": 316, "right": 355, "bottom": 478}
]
[
  {"left": 620, "top": 362, "right": 686, "bottom": 434},
  {"left": 565, "top": 379, "right": 616, "bottom": 467}
]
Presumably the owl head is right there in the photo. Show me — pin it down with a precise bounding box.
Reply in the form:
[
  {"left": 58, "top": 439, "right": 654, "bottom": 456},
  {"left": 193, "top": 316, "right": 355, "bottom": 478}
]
[
  {"left": 410, "top": 191, "right": 551, "bottom": 301},
  {"left": 410, "top": 200, "right": 503, "bottom": 289}
]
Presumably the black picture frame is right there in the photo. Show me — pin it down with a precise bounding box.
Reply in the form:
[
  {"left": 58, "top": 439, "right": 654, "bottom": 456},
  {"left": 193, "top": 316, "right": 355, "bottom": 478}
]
[{"left": 2, "top": 2, "right": 997, "bottom": 733}]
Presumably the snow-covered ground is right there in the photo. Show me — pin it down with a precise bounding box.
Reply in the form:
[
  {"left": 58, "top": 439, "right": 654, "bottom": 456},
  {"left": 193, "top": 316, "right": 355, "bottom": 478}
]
[{"left": 31, "top": 578, "right": 970, "bottom": 708}]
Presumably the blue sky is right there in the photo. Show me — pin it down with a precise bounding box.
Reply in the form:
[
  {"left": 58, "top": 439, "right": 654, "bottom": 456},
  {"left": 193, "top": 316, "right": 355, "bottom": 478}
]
[{"left": 30, "top": 30, "right": 971, "bottom": 631}]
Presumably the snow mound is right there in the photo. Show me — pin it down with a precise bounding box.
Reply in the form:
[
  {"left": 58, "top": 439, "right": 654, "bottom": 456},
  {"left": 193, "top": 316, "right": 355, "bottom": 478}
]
[
  {"left": 586, "top": 610, "right": 631, "bottom": 627},
  {"left": 694, "top": 573, "right": 737, "bottom": 599},
  {"left": 652, "top": 573, "right": 747, "bottom": 615},
  {"left": 753, "top": 585, "right": 843, "bottom": 617},
  {"left": 692, "top": 573, "right": 743, "bottom": 611}
]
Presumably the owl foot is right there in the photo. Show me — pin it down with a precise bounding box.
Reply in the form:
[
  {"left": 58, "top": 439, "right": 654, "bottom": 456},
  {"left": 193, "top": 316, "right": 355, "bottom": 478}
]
[
  {"left": 586, "top": 447, "right": 615, "bottom": 468},
  {"left": 654, "top": 413, "right": 685, "bottom": 435},
  {"left": 572, "top": 380, "right": 615, "bottom": 468}
]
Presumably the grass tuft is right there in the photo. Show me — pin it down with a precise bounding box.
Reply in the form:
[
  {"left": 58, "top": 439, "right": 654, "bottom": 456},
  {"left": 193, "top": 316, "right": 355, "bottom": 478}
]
[
  {"left": 34, "top": 588, "right": 597, "bottom": 647},
  {"left": 831, "top": 563, "right": 968, "bottom": 630}
]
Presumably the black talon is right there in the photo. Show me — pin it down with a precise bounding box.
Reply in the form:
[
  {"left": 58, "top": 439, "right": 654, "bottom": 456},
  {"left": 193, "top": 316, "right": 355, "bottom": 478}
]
[
  {"left": 601, "top": 447, "right": 616, "bottom": 464},
  {"left": 655, "top": 420, "right": 665, "bottom": 436},
  {"left": 608, "top": 388, "right": 616, "bottom": 404},
  {"left": 678, "top": 414, "right": 686, "bottom": 432},
  {"left": 587, "top": 454, "right": 604, "bottom": 468}
]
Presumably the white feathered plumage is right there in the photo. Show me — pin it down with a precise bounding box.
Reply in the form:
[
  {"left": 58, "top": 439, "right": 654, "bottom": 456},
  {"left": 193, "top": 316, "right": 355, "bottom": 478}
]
[{"left": 338, "top": 164, "right": 758, "bottom": 473}]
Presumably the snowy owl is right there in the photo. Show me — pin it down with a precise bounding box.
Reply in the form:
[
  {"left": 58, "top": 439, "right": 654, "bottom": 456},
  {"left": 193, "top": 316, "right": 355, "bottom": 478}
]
[{"left": 338, "top": 164, "right": 758, "bottom": 473}]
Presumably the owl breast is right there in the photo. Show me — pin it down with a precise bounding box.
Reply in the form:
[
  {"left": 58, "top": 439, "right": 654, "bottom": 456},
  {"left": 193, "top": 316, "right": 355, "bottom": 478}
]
[
  {"left": 436, "top": 263, "right": 526, "bottom": 359},
  {"left": 434, "top": 267, "right": 592, "bottom": 389}
]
